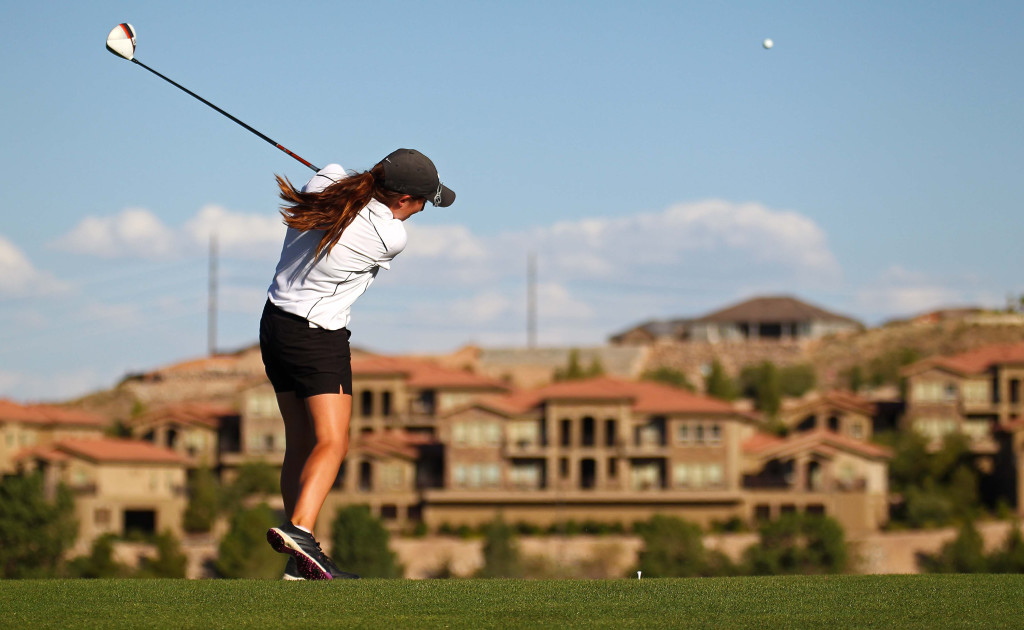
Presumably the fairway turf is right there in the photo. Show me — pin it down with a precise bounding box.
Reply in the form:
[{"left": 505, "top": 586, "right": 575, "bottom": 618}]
[{"left": 2, "top": 575, "right": 1023, "bottom": 629}]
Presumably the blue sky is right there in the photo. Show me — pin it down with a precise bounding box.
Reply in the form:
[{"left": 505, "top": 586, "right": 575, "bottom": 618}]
[{"left": 2, "top": 1, "right": 1023, "bottom": 402}]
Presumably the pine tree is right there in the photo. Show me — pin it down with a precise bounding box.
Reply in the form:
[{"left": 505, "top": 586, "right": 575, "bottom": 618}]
[
  {"left": 477, "top": 516, "right": 523, "bottom": 578},
  {"left": 183, "top": 465, "right": 219, "bottom": 533},
  {"left": 704, "top": 360, "right": 737, "bottom": 401},
  {"left": 330, "top": 505, "right": 402, "bottom": 578},
  {"left": 0, "top": 473, "right": 78, "bottom": 578},
  {"left": 214, "top": 503, "right": 281, "bottom": 579}
]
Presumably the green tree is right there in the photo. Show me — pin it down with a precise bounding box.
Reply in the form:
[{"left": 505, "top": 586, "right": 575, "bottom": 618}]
[
  {"left": 704, "top": 360, "right": 737, "bottom": 401},
  {"left": 137, "top": 531, "right": 188, "bottom": 578},
  {"left": 183, "top": 465, "right": 220, "bottom": 533},
  {"left": 744, "top": 512, "right": 847, "bottom": 575},
  {"left": 0, "top": 473, "right": 78, "bottom": 578},
  {"left": 634, "top": 515, "right": 733, "bottom": 577},
  {"left": 554, "top": 349, "right": 589, "bottom": 381},
  {"left": 214, "top": 503, "right": 281, "bottom": 579},
  {"left": 989, "top": 522, "right": 1024, "bottom": 573},
  {"left": 778, "top": 364, "right": 817, "bottom": 398},
  {"left": 330, "top": 504, "right": 402, "bottom": 578},
  {"left": 221, "top": 462, "right": 279, "bottom": 512},
  {"left": 67, "top": 534, "right": 129, "bottom": 578},
  {"left": 845, "top": 365, "right": 865, "bottom": 392},
  {"left": 920, "top": 519, "right": 987, "bottom": 573},
  {"left": 641, "top": 367, "right": 696, "bottom": 392},
  {"left": 477, "top": 516, "right": 523, "bottom": 578},
  {"left": 739, "top": 361, "right": 782, "bottom": 417}
]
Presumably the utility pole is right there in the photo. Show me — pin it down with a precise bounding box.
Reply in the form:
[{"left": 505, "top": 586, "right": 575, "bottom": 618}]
[
  {"left": 527, "top": 252, "right": 537, "bottom": 348},
  {"left": 208, "top": 234, "right": 218, "bottom": 356}
]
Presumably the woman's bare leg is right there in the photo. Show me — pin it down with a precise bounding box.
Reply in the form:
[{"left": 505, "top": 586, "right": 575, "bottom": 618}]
[
  {"left": 287, "top": 392, "right": 352, "bottom": 532},
  {"left": 277, "top": 392, "right": 314, "bottom": 519}
]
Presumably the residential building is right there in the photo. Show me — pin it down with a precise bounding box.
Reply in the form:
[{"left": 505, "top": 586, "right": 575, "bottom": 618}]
[
  {"left": 742, "top": 430, "right": 891, "bottom": 534},
  {"left": 15, "top": 438, "right": 189, "bottom": 554},
  {"left": 610, "top": 295, "right": 863, "bottom": 345},
  {"left": 0, "top": 399, "right": 106, "bottom": 473},
  {"left": 901, "top": 342, "right": 1024, "bottom": 507},
  {"left": 779, "top": 390, "right": 877, "bottom": 442}
]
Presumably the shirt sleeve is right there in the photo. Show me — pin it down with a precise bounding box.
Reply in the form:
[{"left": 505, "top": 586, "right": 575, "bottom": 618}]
[{"left": 302, "top": 164, "right": 346, "bottom": 194}]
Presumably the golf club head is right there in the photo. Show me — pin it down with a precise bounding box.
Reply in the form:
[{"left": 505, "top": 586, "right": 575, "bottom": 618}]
[{"left": 106, "top": 23, "right": 136, "bottom": 60}]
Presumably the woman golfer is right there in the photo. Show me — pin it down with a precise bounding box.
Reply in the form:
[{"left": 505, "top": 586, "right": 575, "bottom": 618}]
[{"left": 262, "top": 148, "right": 455, "bottom": 580}]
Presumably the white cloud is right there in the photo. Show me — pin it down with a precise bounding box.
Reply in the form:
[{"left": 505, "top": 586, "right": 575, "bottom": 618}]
[
  {"left": 184, "top": 204, "right": 285, "bottom": 258},
  {"left": 854, "top": 266, "right": 971, "bottom": 318},
  {"left": 51, "top": 208, "right": 178, "bottom": 259},
  {"left": 0, "top": 234, "right": 67, "bottom": 295}
]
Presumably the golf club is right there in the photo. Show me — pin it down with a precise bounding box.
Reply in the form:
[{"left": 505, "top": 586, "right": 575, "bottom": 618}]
[{"left": 105, "top": 23, "right": 320, "bottom": 172}]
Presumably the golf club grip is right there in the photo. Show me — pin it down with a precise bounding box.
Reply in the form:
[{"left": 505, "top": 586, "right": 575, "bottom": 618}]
[{"left": 131, "top": 59, "right": 320, "bottom": 172}]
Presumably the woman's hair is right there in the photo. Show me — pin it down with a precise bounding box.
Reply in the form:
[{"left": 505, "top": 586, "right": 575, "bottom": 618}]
[{"left": 276, "top": 163, "right": 414, "bottom": 258}]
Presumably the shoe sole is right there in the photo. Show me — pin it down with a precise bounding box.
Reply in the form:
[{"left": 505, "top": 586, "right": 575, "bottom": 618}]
[
  {"left": 266, "top": 528, "right": 332, "bottom": 580},
  {"left": 282, "top": 573, "right": 306, "bottom": 581}
]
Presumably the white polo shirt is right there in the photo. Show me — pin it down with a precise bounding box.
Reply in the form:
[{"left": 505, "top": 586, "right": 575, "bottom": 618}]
[{"left": 267, "top": 164, "right": 408, "bottom": 330}]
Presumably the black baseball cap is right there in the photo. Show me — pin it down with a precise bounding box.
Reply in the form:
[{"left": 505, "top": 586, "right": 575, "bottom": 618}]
[{"left": 376, "top": 148, "right": 456, "bottom": 207}]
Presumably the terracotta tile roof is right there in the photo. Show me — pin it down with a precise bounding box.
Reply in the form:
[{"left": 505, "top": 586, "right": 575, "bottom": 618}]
[
  {"left": 14, "top": 445, "right": 72, "bottom": 463},
  {"left": 351, "top": 356, "right": 509, "bottom": 390},
  {"left": 744, "top": 429, "right": 891, "bottom": 460},
  {"left": 52, "top": 438, "right": 190, "bottom": 465},
  {"left": 133, "top": 402, "right": 236, "bottom": 430},
  {"left": 0, "top": 399, "right": 106, "bottom": 428},
  {"left": 692, "top": 295, "right": 862, "bottom": 327},
  {"left": 476, "top": 376, "right": 745, "bottom": 417},
  {"left": 355, "top": 430, "right": 432, "bottom": 460},
  {"left": 910, "top": 343, "right": 1024, "bottom": 376},
  {"left": 784, "top": 390, "right": 876, "bottom": 417}
]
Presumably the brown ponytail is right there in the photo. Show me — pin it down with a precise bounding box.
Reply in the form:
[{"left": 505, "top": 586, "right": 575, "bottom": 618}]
[{"left": 276, "top": 164, "right": 408, "bottom": 258}]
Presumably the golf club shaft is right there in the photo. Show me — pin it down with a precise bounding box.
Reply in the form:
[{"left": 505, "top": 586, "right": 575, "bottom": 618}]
[{"left": 131, "top": 58, "right": 320, "bottom": 172}]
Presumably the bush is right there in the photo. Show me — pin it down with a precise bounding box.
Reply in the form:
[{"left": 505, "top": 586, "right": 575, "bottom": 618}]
[
  {"left": 744, "top": 512, "right": 848, "bottom": 575},
  {"left": 0, "top": 473, "right": 78, "bottom": 578},
  {"left": 330, "top": 505, "right": 402, "bottom": 578},
  {"left": 704, "top": 360, "right": 737, "bottom": 401},
  {"left": 183, "top": 465, "right": 219, "bottom": 533},
  {"left": 214, "top": 503, "right": 281, "bottom": 579},
  {"left": 67, "top": 534, "right": 129, "bottom": 578},
  {"left": 137, "top": 531, "right": 188, "bottom": 578},
  {"left": 989, "top": 521, "right": 1024, "bottom": 573},
  {"left": 477, "top": 516, "right": 523, "bottom": 578},
  {"left": 920, "top": 520, "right": 987, "bottom": 573},
  {"left": 642, "top": 367, "right": 696, "bottom": 392},
  {"left": 634, "top": 515, "right": 732, "bottom": 577}
]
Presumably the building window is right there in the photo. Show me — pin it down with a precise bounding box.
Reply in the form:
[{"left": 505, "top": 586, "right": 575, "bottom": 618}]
[
  {"left": 360, "top": 390, "right": 374, "bottom": 417},
  {"left": 694, "top": 424, "right": 705, "bottom": 446},
  {"left": 559, "top": 457, "right": 569, "bottom": 479},
  {"left": 581, "top": 417, "right": 595, "bottom": 447},
  {"left": 380, "top": 504, "right": 398, "bottom": 520},
  {"left": 607, "top": 458, "right": 618, "bottom": 478},
  {"left": 381, "top": 391, "right": 392, "bottom": 417},
  {"left": 605, "top": 419, "right": 617, "bottom": 447},
  {"left": 709, "top": 424, "right": 722, "bottom": 446},
  {"left": 560, "top": 419, "right": 572, "bottom": 447},
  {"left": 94, "top": 508, "right": 111, "bottom": 526},
  {"left": 677, "top": 424, "right": 690, "bottom": 445},
  {"left": 943, "top": 384, "right": 957, "bottom": 402},
  {"left": 851, "top": 422, "right": 864, "bottom": 439}
]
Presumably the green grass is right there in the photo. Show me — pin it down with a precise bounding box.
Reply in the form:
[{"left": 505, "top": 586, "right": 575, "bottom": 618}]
[{"left": 2, "top": 575, "right": 1023, "bottom": 629}]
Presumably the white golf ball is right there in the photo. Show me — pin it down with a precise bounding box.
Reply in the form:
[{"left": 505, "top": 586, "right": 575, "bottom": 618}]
[{"left": 763, "top": 38, "right": 774, "bottom": 49}]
